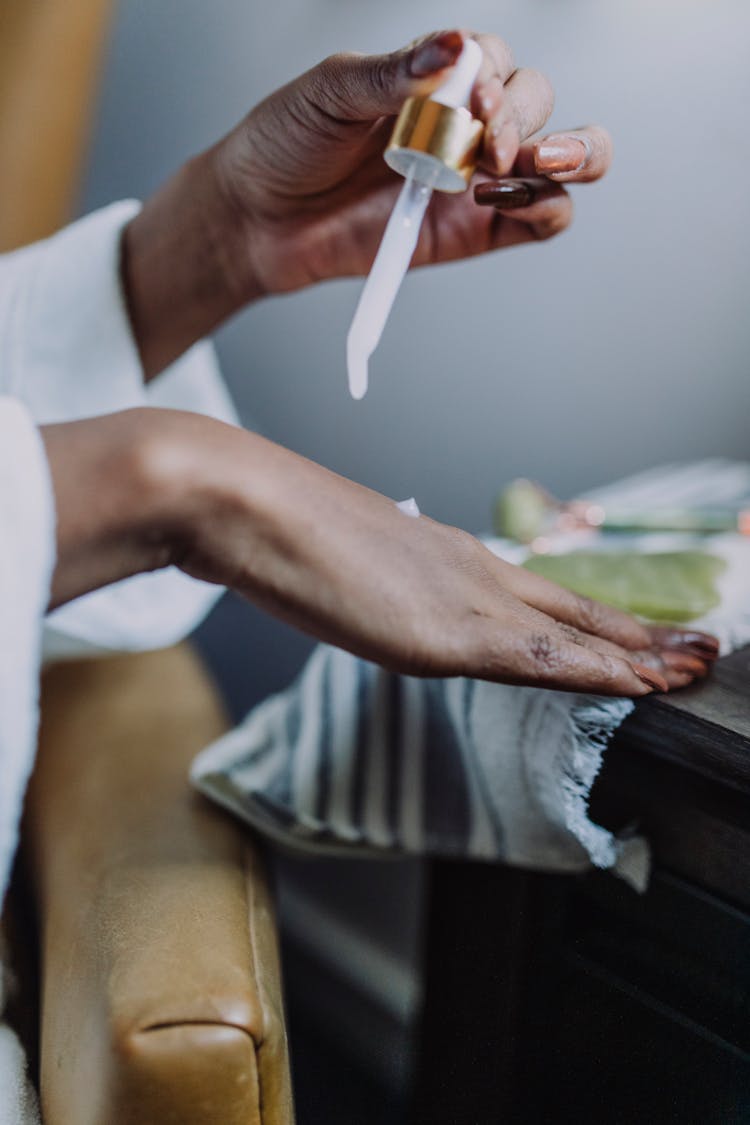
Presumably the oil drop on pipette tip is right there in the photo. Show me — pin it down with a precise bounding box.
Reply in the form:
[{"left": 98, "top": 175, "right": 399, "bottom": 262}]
[
  {"left": 347, "top": 340, "right": 368, "bottom": 400},
  {"left": 345, "top": 38, "right": 483, "bottom": 400}
]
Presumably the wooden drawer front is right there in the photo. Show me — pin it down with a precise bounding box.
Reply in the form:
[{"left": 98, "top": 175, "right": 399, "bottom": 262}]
[
  {"left": 546, "top": 961, "right": 750, "bottom": 1125},
  {"left": 590, "top": 746, "right": 750, "bottom": 911},
  {"left": 566, "top": 870, "right": 750, "bottom": 1052}
]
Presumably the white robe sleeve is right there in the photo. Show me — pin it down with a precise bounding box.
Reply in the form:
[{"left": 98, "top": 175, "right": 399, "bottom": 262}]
[
  {"left": 0, "top": 205, "right": 240, "bottom": 1113},
  {"left": 0, "top": 399, "right": 54, "bottom": 902},
  {"left": 0, "top": 202, "right": 239, "bottom": 659}
]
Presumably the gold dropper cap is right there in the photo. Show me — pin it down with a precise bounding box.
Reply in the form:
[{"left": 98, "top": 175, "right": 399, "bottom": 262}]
[{"left": 385, "top": 96, "right": 484, "bottom": 194}]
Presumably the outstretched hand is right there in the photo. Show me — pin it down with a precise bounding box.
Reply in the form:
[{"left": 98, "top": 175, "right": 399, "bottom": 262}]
[{"left": 43, "top": 410, "right": 717, "bottom": 698}]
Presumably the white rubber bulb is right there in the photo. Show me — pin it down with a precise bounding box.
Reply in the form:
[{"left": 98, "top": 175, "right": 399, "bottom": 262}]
[{"left": 431, "top": 38, "right": 482, "bottom": 109}]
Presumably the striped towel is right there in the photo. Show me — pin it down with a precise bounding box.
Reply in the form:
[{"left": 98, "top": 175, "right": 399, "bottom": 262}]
[{"left": 192, "top": 461, "right": 750, "bottom": 890}]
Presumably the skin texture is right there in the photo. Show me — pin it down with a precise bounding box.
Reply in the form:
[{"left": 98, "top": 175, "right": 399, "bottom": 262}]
[
  {"left": 41, "top": 410, "right": 718, "bottom": 696},
  {"left": 42, "top": 29, "right": 718, "bottom": 695}
]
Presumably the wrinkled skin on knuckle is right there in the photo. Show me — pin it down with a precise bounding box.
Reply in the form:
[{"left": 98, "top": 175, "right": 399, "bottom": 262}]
[
  {"left": 311, "top": 52, "right": 360, "bottom": 114},
  {"left": 598, "top": 659, "right": 624, "bottom": 692},
  {"left": 368, "top": 53, "right": 398, "bottom": 99},
  {"left": 573, "top": 594, "right": 613, "bottom": 637},
  {"left": 318, "top": 52, "right": 352, "bottom": 82},
  {"left": 315, "top": 49, "right": 397, "bottom": 118},
  {"left": 583, "top": 653, "right": 623, "bottom": 692},
  {"left": 559, "top": 622, "right": 586, "bottom": 647}
]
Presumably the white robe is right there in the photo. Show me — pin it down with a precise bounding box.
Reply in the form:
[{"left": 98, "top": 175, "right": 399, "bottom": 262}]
[{"left": 0, "top": 201, "right": 236, "bottom": 1121}]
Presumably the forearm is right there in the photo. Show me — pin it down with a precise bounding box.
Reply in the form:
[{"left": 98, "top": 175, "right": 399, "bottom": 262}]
[
  {"left": 121, "top": 150, "right": 262, "bottom": 382},
  {"left": 38, "top": 407, "right": 716, "bottom": 694}
]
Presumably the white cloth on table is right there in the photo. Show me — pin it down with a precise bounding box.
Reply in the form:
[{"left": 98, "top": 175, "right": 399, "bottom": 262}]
[
  {"left": 192, "top": 460, "right": 750, "bottom": 895},
  {"left": 0, "top": 202, "right": 237, "bottom": 1124}
]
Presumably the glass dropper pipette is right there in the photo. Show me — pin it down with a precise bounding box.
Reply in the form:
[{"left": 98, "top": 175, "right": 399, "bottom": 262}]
[{"left": 346, "top": 39, "right": 483, "bottom": 400}]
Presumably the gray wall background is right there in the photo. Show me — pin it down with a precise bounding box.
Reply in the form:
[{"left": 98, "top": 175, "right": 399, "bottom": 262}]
[
  {"left": 83, "top": 0, "right": 750, "bottom": 526},
  {"left": 81, "top": 0, "right": 750, "bottom": 1089}
]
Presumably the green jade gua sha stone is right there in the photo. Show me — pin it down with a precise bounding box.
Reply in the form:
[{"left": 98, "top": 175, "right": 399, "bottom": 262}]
[
  {"left": 524, "top": 550, "right": 726, "bottom": 623},
  {"left": 494, "top": 478, "right": 551, "bottom": 545}
]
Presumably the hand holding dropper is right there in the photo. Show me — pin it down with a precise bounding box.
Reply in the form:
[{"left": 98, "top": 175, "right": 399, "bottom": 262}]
[{"left": 347, "top": 39, "right": 483, "bottom": 400}]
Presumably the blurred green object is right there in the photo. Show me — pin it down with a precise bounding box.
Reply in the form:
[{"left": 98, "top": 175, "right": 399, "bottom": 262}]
[
  {"left": 494, "top": 479, "right": 549, "bottom": 542},
  {"left": 523, "top": 550, "right": 726, "bottom": 622},
  {"left": 494, "top": 478, "right": 746, "bottom": 542}
]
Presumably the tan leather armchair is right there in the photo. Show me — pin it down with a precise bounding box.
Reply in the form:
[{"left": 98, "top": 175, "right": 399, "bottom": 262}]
[
  {"left": 0, "top": 0, "right": 114, "bottom": 251},
  {"left": 24, "top": 645, "right": 294, "bottom": 1124}
]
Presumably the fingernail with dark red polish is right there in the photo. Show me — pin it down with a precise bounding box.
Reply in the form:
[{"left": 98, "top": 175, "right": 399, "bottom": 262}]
[
  {"left": 631, "top": 663, "right": 669, "bottom": 692},
  {"left": 474, "top": 180, "right": 534, "bottom": 209},
  {"left": 536, "top": 135, "right": 588, "bottom": 174},
  {"left": 650, "top": 628, "right": 720, "bottom": 658},
  {"left": 687, "top": 644, "right": 720, "bottom": 660},
  {"left": 410, "top": 31, "right": 464, "bottom": 78}
]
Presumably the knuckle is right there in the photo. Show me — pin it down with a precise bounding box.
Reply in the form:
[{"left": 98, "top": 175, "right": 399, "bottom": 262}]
[
  {"left": 315, "top": 52, "right": 359, "bottom": 107},
  {"left": 576, "top": 594, "right": 650, "bottom": 649},
  {"left": 317, "top": 52, "right": 345, "bottom": 84},
  {"left": 560, "top": 623, "right": 585, "bottom": 647},
  {"left": 574, "top": 594, "right": 611, "bottom": 635},
  {"left": 368, "top": 55, "right": 394, "bottom": 98},
  {"left": 478, "top": 33, "right": 515, "bottom": 77},
  {"left": 599, "top": 657, "right": 623, "bottom": 688},
  {"left": 319, "top": 51, "right": 354, "bottom": 76}
]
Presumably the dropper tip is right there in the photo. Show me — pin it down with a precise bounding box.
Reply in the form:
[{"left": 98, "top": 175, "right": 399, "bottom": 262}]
[{"left": 347, "top": 338, "right": 369, "bottom": 401}]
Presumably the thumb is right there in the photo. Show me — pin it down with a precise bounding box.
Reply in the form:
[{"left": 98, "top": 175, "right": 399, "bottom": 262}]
[{"left": 314, "top": 30, "right": 466, "bottom": 121}]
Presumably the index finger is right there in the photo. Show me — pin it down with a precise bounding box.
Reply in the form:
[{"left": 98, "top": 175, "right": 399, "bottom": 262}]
[{"left": 484, "top": 549, "right": 654, "bottom": 650}]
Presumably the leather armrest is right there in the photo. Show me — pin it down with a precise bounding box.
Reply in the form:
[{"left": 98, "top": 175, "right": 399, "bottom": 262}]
[
  {"left": 25, "top": 644, "right": 294, "bottom": 1125},
  {"left": 0, "top": 0, "right": 114, "bottom": 250}
]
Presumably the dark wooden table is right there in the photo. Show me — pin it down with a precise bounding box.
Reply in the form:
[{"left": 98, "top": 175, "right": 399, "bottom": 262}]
[{"left": 412, "top": 647, "right": 750, "bottom": 1125}]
